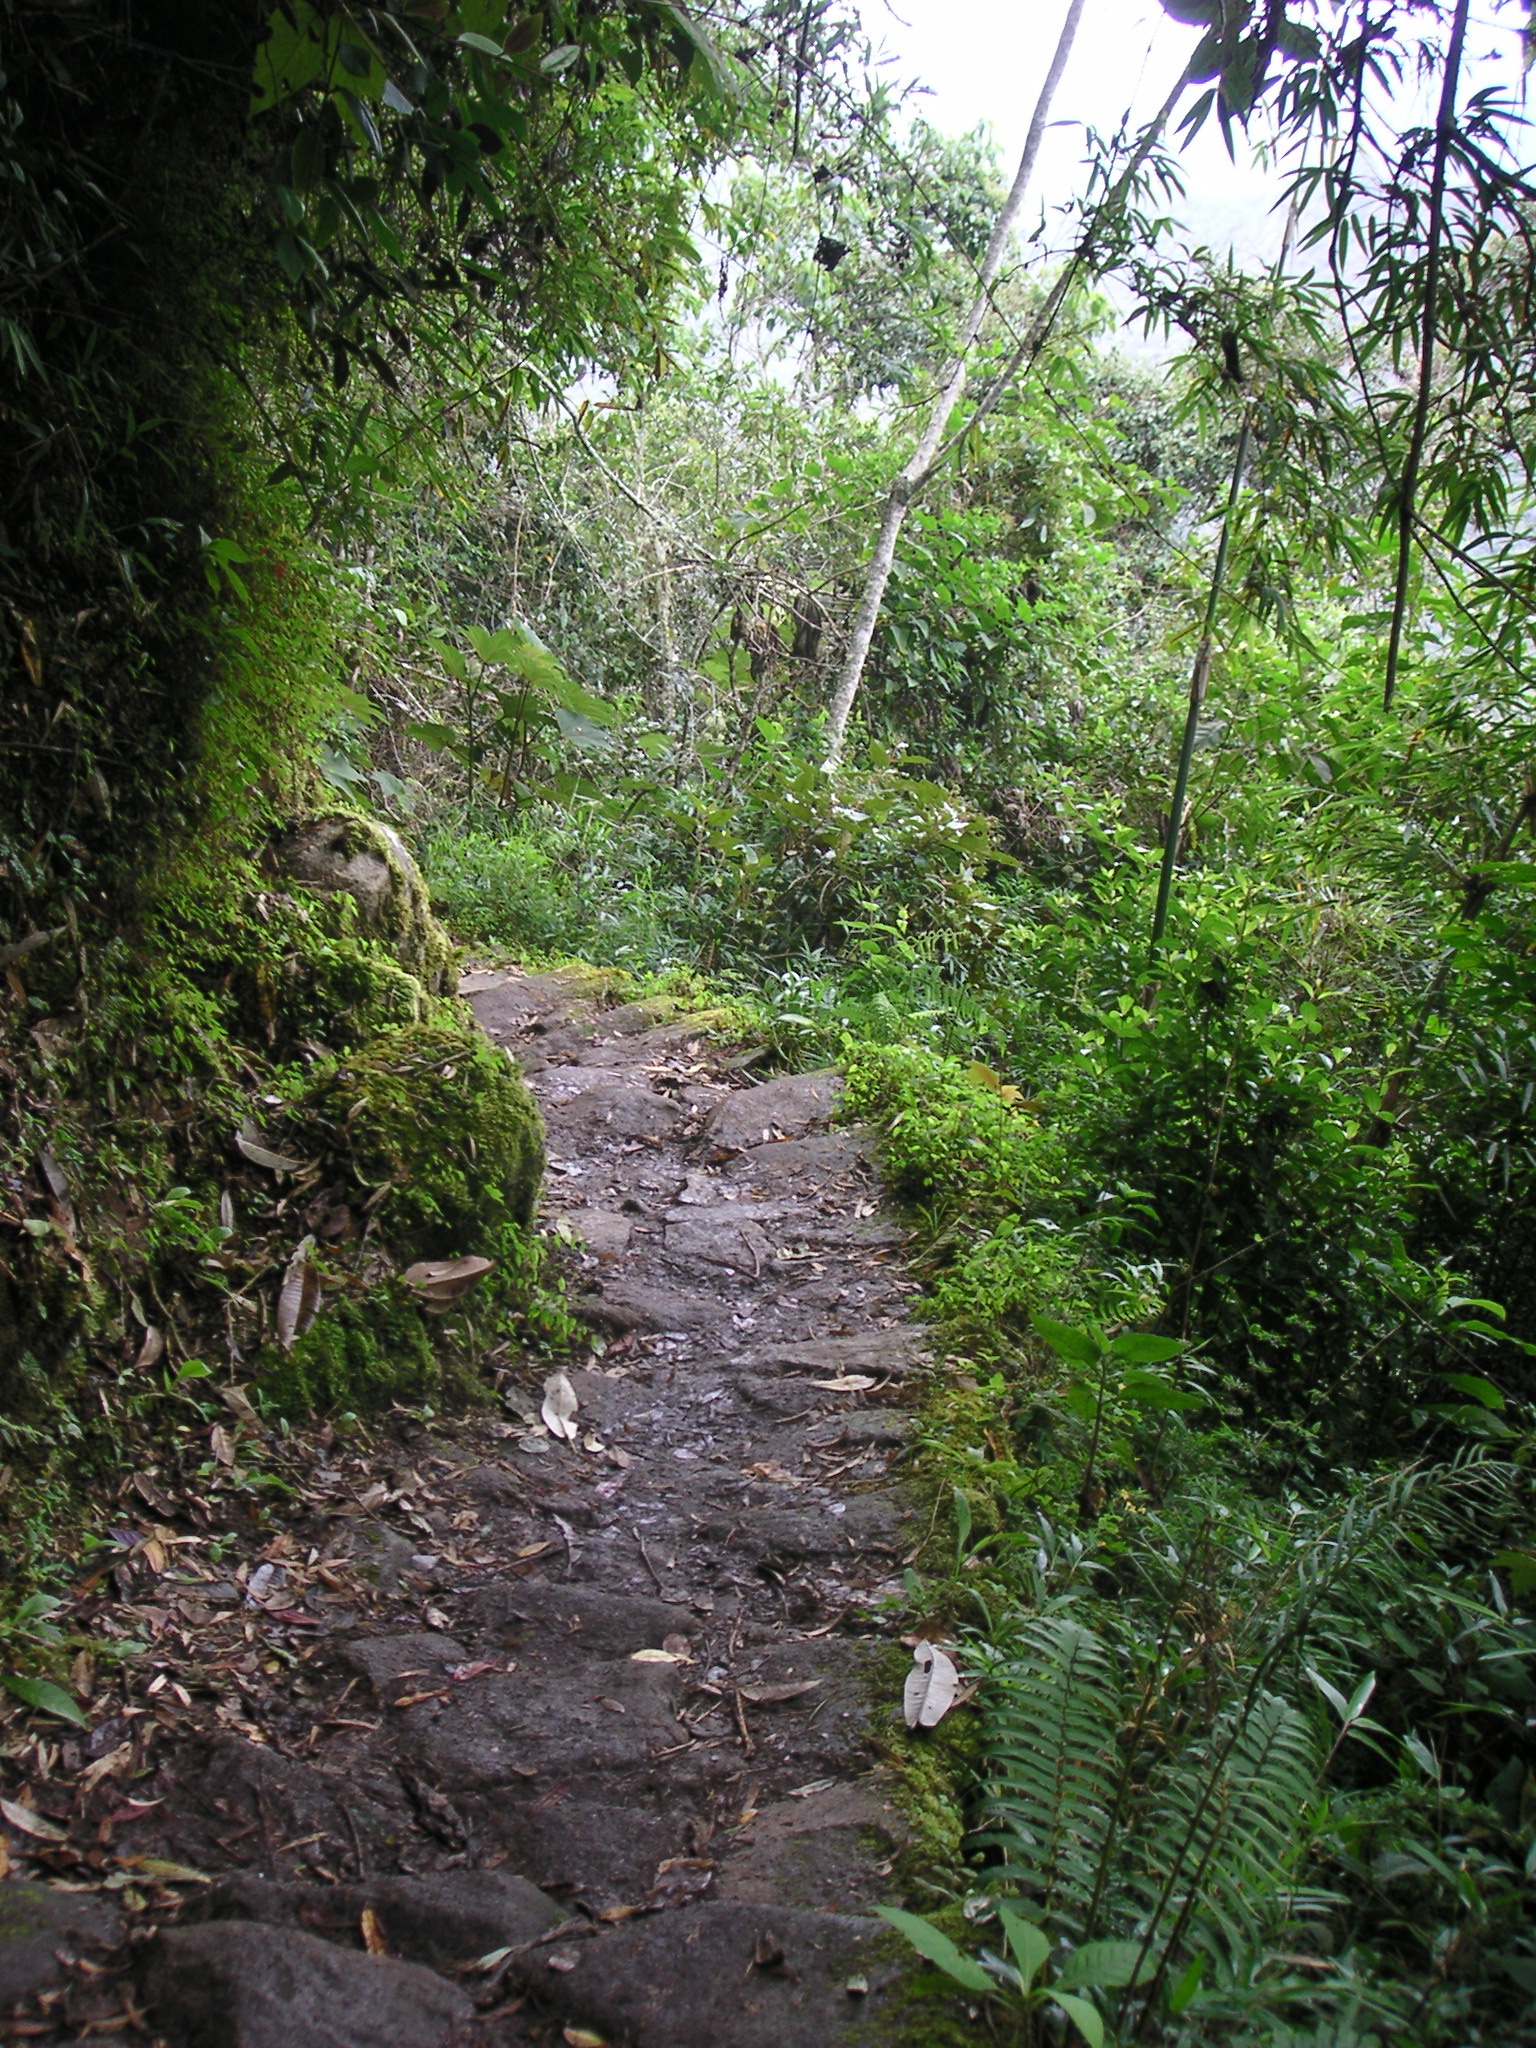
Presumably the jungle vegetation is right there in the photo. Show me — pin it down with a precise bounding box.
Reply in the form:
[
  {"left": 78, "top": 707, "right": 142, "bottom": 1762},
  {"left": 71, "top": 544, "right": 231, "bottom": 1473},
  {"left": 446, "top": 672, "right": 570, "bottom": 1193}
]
[{"left": 4, "top": 0, "right": 1536, "bottom": 2037}]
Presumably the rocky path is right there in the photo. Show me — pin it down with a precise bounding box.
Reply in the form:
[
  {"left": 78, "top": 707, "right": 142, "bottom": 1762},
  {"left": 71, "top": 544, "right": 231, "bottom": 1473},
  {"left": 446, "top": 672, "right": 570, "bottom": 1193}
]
[{"left": 0, "top": 971, "right": 929, "bottom": 2046}]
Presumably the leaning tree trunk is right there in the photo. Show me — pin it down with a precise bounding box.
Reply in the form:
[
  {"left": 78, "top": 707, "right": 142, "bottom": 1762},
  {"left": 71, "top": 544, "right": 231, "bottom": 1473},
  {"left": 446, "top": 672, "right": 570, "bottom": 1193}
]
[
  {"left": 819, "top": 0, "right": 1087, "bottom": 770},
  {"left": 822, "top": 22, "right": 1199, "bottom": 769}
]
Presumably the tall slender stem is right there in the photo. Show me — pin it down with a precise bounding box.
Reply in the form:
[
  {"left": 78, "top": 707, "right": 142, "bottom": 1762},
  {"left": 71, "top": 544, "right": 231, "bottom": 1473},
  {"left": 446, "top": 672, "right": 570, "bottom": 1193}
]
[
  {"left": 1382, "top": 0, "right": 1471, "bottom": 711},
  {"left": 1149, "top": 413, "right": 1252, "bottom": 957}
]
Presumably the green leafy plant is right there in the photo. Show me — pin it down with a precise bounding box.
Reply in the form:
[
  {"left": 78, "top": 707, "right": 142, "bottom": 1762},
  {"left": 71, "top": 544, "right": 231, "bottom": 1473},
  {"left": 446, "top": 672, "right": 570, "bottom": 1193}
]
[{"left": 876, "top": 1900, "right": 1115, "bottom": 2046}]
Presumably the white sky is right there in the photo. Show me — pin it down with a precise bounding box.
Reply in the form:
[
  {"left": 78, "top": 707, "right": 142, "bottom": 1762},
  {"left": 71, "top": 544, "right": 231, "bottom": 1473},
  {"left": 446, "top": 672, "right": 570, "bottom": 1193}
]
[{"left": 867, "top": 0, "right": 1531, "bottom": 280}]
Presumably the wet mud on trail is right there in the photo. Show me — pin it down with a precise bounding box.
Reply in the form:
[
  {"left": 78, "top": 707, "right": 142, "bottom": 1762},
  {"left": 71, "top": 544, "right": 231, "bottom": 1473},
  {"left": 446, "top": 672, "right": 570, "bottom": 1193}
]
[{"left": 0, "top": 971, "right": 938, "bottom": 2047}]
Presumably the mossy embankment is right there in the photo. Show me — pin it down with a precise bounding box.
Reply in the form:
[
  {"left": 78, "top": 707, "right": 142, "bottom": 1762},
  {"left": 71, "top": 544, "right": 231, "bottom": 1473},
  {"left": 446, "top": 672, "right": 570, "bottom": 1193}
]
[{"left": 0, "top": 811, "right": 560, "bottom": 1597}]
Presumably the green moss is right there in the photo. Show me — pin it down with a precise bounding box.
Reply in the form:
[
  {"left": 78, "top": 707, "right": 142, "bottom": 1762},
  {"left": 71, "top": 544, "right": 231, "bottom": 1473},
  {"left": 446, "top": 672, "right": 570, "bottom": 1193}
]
[
  {"left": 253, "top": 1291, "right": 438, "bottom": 1417},
  {"left": 303, "top": 927, "right": 433, "bottom": 1039},
  {"left": 280, "top": 812, "right": 456, "bottom": 995},
  {"left": 301, "top": 1020, "right": 542, "bottom": 1259}
]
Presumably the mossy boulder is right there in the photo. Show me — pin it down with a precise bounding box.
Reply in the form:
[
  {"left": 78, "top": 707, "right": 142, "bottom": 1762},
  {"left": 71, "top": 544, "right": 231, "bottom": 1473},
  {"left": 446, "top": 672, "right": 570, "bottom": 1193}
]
[
  {"left": 274, "top": 814, "right": 455, "bottom": 994},
  {"left": 301, "top": 1021, "right": 544, "bottom": 1262},
  {"left": 253, "top": 1291, "right": 440, "bottom": 1418}
]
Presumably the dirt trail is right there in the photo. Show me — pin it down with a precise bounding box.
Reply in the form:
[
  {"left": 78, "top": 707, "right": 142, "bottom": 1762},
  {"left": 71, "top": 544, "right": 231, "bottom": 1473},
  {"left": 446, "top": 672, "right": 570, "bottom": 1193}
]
[{"left": 0, "top": 972, "right": 929, "bottom": 2046}]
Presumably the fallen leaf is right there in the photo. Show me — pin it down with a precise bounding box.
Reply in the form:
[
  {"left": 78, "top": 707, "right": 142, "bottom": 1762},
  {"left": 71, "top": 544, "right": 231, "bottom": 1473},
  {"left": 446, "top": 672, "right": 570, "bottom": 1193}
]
[
  {"left": 630, "top": 1648, "right": 687, "bottom": 1664},
  {"left": 903, "top": 1641, "right": 961, "bottom": 1730},
  {"left": 210, "top": 1424, "right": 236, "bottom": 1467},
  {"left": 786, "top": 1777, "right": 837, "bottom": 1799},
  {"left": 449, "top": 1661, "right": 498, "bottom": 1683},
  {"left": 360, "top": 1905, "right": 387, "bottom": 1955},
  {"left": 808, "top": 1375, "right": 877, "bottom": 1391},
  {"left": 743, "top": 1461, "right": 799, "bottom": 1485},
  {"left": 737, "top": 1679, "right": 822, "bottom": 1705},
  {"left": 276, "top": 1234, "right": 321, "bottom": 1352},
  {"left": 235, "top": 1127, "right": 304, "bottom": 1175},
  {"left": 606, "top": 1446, "right": 631, "bottom": 1470},
  {"left": 400, "top": 1254, "right": 495, "bottom": 1311},
  {"left": 475, "top": 1945, "right": 516, "bottom": 1970},
  {"left": 0, "top": 1837, "right": 9, "bottom": 1879},
  {"left": 133, "top": 1325, "right": 165, "bottom": 1372},
  {"left": 392, "top": 1689, "right": 450, "bottom": 1710},
  {"left": 594, "top": 1903, "right": 644, "bottom": 1924},
  {"left": 563, "top": 2029, "right": 607, "bottom": 2047},
  {"left": 119, "top": 1856, "right": 212, "bottom": 1885},
  {"left": 846, "top": 1973, "right": 869, "bottom": 1996},
  {"left": 80, "top": 1741, "right": 136, "bottom": 1793},
  {"left": 541, "top": 1371, "right": 579, "bottom": 1442},
  {"left": 0, "top": 1797, "right": 67, "bottom": 1842},
  {"left": 753, "top": 1931, "right": 786, "bottom": 1968},
  {"left": 645, "top": 1857, "right": 713, "bottom": 1907},
  {"left": 546, "top": 1950, "right": 580, "bottom": 1974},
  {"left": 220, "top": 1385, "right": 259, "bottom": 1423},
  {"left": 514, "top": 1542, "right": 554, "bottom": 1561},
  {"left": 661, "top": 1633, "right": 693, "bottom": 1658}
]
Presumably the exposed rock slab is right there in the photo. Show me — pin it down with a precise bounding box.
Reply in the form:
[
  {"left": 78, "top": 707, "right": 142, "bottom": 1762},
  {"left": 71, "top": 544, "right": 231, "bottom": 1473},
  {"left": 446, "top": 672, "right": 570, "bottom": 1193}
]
[
  {"left": 704, "top": 1071, "right": 844, "bottom": 1151},
  {"left": 142, "top": 1921, "right": 471, "bottom": 2048},
  {"left": 0, "top": 1884, "right": 121, "bottom": 2008},
  {"left": 510, "top": 1904, "right": 893, "bottom": 2048}
]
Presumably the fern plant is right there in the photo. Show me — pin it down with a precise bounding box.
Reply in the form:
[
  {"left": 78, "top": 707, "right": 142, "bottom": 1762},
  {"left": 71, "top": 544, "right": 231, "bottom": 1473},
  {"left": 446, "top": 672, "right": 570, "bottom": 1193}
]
[{"left": 895, "top": 1451, "right": 1536, "bottom": 2042}]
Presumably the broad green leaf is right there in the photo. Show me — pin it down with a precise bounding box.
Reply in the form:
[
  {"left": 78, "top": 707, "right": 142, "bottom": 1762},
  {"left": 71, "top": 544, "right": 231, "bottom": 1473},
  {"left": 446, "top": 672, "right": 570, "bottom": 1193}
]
[
  {"left": 1120, "top": 1370, "right": 1205, "bottom": 1412},
  {"left": 1441, "top": 1373, "right": 1504, "bottom": 1411},
  {"left": 1309, "top": 1668, "right": 1349, "bottom": 1721},
  {"left": 1050, "top": 1991, "right": 1105, "bottom": 2047},
  {"left": 873, "top": 1908, "right": 995, "bottom": 1995},
  {"left": 457, "top": 31, "right": 505, "bottom": 56},
  {"left": 1168, "top": 1952, "right": 1205, "bottom": 2014},
  {"left": 1056, "top": 1939, "right": 1145, "bottom": 1990},
  {"left": 1032, "top": 1316, "right": 1103, "bottom": 1366},
  {"left": 994, "top": 1902, "right": 1048, "bottom": 1989},
  {"left": 1344, "top": 1672, "right": 1377, "bottom": 1724},
  {"left": 3, "top": 1675, "right": 87, "bottom": 1728},
  {"left": 1109, "top": 1332, "right": 1185, "bottom": 1364},
  {"left": 1492, "top": 1550, "right": 1536, "bottom": 1595}
]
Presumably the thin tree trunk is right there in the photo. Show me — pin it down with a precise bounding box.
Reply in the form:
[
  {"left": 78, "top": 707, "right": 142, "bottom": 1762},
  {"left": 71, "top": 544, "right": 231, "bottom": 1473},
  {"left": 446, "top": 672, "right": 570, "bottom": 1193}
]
[
  {"left": 1148, "top": 412, "right": 1252, "bottom": 956},
  {"left": 820, "top": 0, "right": 1089, "bottom": 768},
  {"left": 1382, "top": 0, "right": 1471, "bottom": 711}
]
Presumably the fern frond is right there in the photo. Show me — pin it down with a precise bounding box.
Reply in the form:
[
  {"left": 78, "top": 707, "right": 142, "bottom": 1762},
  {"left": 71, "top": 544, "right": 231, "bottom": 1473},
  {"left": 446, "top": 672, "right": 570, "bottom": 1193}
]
[
  {"left": 1131, "top": 1689, "right": 1321, "bottom": 1976},
  {"left": 979, "top": 1616, "right": 1121, "bottom": 1927}
]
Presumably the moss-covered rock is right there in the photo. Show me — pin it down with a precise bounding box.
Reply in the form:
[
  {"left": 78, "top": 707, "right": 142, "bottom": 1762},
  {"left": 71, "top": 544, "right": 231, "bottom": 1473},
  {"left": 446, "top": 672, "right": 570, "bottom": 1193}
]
[
  {"left": 301, "top": 1021, "right": 543, "bottom": 1260},
  {"left": 254, "top": 1291, "right": 439, "bottom": 1417},
  {"left": 274, "top": 814, "right": 456, "bottom": 994}
]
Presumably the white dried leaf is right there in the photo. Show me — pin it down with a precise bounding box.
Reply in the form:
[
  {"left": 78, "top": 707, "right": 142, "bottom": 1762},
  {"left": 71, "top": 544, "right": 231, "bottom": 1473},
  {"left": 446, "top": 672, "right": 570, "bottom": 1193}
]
[
  {"left": 0, "top": 1797, "right": 67, "bottom": 1843},
  {"left": 630, "top": 1648, "right": 687, "bottom": 1664},
  {"left": 809, "top": 1374, "right": 877, "bottom": 1391},
  {"left": 276, "top": 1235, "right": 320, "bottom": 1352},
  {"left": 903, "top": 1642, "right": 960, "bottom": 1730},
  {"left": 235, "top": 1127, "right": 304, "bottom": 1175},
  {"left": 541, "top": 1371, "right": 579, "bottom": 1441}
]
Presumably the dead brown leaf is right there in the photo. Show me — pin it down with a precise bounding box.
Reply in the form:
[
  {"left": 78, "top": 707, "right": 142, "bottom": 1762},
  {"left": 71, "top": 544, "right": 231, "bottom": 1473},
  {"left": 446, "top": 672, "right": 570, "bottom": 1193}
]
[
  {"left": 400, "top": 1255, "right": 495, "bottom": 1311},
  {"left": 360, "top": 1905, "right": 387, "bottom": 1955}
]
